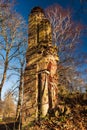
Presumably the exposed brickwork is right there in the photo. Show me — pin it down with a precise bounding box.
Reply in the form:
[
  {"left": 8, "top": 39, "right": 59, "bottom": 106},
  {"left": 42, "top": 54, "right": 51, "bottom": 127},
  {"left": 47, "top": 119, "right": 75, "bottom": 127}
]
[{"left": 22, "top": 7, "right": 59, "bottom": 125}]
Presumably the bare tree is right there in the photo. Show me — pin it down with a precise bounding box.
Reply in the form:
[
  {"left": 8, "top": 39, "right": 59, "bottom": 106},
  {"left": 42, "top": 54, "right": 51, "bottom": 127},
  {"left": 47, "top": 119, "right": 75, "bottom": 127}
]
[
  {"left": 0, "top": 0, "right": 27, "bottom": 100},
  {"left": 3, "top": 90, "right": 16, "bottom": 120},
  {"left": 15, "top": 51, "right": 25, "bottom": 130},
  {"left": 45, "top": 4, "right": 86, "bottom": 91},
  {"left": 45, "top": 4, "right": 82, "bottom": 47}
]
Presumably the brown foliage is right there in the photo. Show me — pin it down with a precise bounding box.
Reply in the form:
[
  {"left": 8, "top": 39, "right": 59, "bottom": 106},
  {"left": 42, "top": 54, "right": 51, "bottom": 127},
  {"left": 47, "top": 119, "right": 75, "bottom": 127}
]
[
  {"left": 25, "top": 92, "right": 87, "bottom": 130},
  {"left": 3, "top": 91, "right": 16, "bottom": 119}
]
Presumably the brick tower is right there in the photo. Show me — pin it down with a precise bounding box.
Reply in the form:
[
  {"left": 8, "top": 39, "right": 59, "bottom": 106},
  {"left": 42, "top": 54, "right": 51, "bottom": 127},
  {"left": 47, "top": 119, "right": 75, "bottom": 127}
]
[{"left": 22, "top": 7, "right": 59, "bottom": 124}]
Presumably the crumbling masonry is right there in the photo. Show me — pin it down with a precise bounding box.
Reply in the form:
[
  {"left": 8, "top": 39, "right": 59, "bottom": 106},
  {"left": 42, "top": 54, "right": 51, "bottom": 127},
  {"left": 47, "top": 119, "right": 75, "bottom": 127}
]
[{"left": 22, "top": 7, "right": 59, "bottom": 124}]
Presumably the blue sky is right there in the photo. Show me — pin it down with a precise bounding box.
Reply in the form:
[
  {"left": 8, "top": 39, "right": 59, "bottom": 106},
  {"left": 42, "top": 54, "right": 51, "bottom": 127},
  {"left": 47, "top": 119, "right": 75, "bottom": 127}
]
[
  {"left": 1, "top": 0, "right": 87, "bottom": 98},
  {"left": 15, "top": 0, "right": 87, "bottom": 24},
  {"left": 15, "top": 0, "right": 87, "bottom": 51},
  {"left": 15, "top": 0, "right": 87, "bottom": 85},
  {"left": 15, "top": 0, "right": 87, "bottom": 75}
]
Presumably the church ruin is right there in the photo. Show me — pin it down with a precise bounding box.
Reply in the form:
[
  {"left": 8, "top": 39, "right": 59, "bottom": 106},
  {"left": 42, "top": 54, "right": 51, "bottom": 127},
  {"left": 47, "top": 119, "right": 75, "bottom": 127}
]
[{"left": 22, "top": 7, "right": 59, "bottom": 124}]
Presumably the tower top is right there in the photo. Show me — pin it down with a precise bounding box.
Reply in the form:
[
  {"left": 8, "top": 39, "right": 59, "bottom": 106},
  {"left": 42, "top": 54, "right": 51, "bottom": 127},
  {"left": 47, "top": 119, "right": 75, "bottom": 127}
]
[{"left": 31, "top": 6, "right": 44, "bottom": 14}]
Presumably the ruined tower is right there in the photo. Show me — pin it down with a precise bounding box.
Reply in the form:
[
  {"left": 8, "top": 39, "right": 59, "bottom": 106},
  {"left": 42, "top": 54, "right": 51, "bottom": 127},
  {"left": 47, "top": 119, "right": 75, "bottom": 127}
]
[{"left": 22, "top": 7, "right": 59, "bottom": 124}]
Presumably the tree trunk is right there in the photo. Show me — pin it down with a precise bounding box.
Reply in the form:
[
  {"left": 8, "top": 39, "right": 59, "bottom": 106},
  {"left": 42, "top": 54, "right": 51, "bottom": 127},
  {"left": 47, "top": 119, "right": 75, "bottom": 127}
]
[
  {"left": 16, "top": 67, "right": 24, "bottom": 121},
  {"left": 0, "top": 88, "right": 1, "bottom": 101},
  {"left": 0, "top": 49, "right": 9, "bottom": 100}
]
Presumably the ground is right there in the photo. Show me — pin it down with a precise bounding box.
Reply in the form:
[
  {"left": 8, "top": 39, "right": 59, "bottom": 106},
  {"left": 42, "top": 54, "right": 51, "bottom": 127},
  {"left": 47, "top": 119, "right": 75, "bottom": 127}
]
[
  {"left": 0, "top": 92, "right": 87, "bottom": 130},
  {"left": 0, "top": 121, "right": 19, "bottom": 130},
  {"left": 23, "top": 92, "right": 87, "bottom": 130}
]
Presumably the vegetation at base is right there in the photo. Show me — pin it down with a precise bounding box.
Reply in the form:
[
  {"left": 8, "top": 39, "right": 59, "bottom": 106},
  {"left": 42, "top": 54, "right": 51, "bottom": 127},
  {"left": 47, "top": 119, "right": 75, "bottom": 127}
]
[{"left": 23, "top": 91, "right": 87, "bottom": 130}]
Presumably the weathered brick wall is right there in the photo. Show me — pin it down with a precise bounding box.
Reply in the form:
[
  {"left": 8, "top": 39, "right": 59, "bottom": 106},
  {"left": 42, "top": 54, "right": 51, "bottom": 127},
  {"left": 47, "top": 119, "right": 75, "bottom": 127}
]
[{"left": 22, "top": 7, "right": 59, "bottom": 125}]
